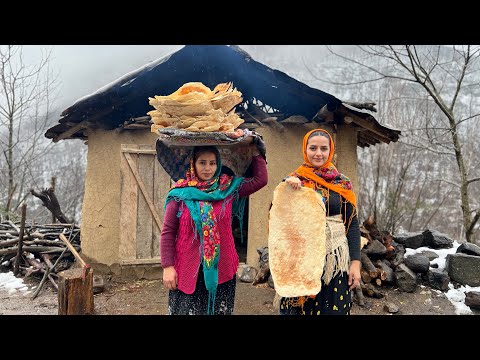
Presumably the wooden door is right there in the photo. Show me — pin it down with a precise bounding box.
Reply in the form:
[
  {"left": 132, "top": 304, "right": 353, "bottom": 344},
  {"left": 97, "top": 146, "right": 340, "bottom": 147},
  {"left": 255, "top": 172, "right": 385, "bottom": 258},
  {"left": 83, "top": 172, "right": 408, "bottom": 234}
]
[{"left": 119, "top": 144, "right": 172, "bottom": 265}]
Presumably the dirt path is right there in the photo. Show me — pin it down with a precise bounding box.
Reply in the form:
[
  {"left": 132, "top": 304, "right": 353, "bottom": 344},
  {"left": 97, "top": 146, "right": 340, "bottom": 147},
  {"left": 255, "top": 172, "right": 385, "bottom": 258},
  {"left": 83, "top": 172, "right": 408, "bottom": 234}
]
[{"left": 0, "top": 275, "right": 463, "bottom": 316}]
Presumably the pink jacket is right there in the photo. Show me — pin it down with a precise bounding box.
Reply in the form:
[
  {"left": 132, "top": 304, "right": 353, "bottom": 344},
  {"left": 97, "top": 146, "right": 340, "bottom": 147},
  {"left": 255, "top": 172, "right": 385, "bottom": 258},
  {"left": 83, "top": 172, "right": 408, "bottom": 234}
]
[{"left": 160, "top": 155, "right": 267, "bottom": 294}]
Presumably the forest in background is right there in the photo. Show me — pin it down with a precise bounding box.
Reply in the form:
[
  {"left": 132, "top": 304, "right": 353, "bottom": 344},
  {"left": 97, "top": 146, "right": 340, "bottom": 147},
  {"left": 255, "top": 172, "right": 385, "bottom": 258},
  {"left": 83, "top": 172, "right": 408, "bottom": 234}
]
[{"left": 1, "top": 45, "right": 478, "bottom": 244}]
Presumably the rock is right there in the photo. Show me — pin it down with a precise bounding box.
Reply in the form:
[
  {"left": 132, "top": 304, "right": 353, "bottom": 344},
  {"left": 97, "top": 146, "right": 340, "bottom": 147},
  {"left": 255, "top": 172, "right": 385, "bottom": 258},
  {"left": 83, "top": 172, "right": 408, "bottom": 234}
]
[
  {"left": 446, "top": 253, "right": 480, "bottom": 287},
  {"left": 93, "top": 275, "right": 105, "bottom": 294},
  {"left": 418, "top": 250, "right": 439, "bottom": 261},
  {"left": 394, "top": 231, "right": 425, "bottom": 249},
  {"left": 465, "top": 291, "right": 480, "bottom": 310},
  {"left": 404, "top": 254, "right": 430, "bottom": 273},
  {"left": 427, "top": 268, "right": 450, "bottom": 291},
  {"left": 237, "top": 264, "right": 257, "bottom": 283},
  {"left": 457, "top": 243, "right": 480, "bottom": 257},
  {"left": 383, "top": 302, "right": 399, "bottom": 313},
  {"left": 395, "top": 263, "right": 417, "bottom": 292},
  {"left": 423, "top": 229, "right": 454, "bottom": 249}
]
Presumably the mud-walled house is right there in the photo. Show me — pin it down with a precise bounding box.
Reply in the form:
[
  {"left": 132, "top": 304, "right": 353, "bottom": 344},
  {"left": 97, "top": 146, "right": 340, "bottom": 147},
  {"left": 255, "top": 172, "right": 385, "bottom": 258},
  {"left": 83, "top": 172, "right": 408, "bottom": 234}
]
[{"left": 45, "top": 45, "right": 401, "bottom": 279}]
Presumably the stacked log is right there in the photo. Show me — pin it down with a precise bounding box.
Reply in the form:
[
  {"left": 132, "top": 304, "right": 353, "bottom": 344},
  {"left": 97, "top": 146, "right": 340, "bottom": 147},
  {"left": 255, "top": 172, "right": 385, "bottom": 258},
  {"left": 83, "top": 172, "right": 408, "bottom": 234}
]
[
  {"left": 0, "top": 221, "right": 81, "bottom": 292},
  {"left": 356, "top": 216, "right": 400, "bottom": 302}
]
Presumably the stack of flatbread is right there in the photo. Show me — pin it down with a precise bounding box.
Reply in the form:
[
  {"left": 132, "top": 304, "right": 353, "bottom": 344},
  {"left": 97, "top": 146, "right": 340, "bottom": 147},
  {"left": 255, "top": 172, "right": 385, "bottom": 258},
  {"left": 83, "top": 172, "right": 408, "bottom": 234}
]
[
  {"left": 148, "top": 82, "right": 245, "bottom": 133},
  {"left": 268, "top": 182, "right": 327, "bottom": 298}
]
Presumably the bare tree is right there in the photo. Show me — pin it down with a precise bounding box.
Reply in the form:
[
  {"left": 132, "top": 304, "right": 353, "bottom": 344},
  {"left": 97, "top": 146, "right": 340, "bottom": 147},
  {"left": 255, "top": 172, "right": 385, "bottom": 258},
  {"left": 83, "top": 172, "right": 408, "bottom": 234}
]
[
  {"left": 309, "top": 45, "right": 480, "bottom": 243},
  {"left": 0, "top": 45, "right": 60, "bottom": 220},
  {"left": 31, "top": 141, "right": 86, "bottom": 224},
  {"left": 355, "top": 80, "right": 451, "bottom": 235}
]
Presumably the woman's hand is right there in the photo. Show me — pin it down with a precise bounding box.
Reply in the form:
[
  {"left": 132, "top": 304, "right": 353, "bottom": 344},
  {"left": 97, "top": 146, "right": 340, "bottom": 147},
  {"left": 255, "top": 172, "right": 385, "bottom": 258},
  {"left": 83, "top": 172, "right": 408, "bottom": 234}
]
[
  {"left": 285, "top": 176, "right": 302, "bottom": 190},
  {"left": 163, "top": 266, "right": 178, "bottom": 291},
  {"left": 348, "top": 260, "right": 361, "bottom": 290}
]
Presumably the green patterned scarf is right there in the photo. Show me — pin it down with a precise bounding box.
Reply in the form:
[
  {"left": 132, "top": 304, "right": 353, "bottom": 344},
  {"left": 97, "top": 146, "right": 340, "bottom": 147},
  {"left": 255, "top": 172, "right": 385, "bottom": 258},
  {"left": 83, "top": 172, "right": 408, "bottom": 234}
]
[{"left": 165, "top": 152, "right": 245, "bottom": 314}]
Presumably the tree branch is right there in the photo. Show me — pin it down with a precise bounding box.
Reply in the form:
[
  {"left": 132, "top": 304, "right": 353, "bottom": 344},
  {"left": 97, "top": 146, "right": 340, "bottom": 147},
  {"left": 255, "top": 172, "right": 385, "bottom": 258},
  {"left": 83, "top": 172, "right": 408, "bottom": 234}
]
[
  {"left": 466, "top": 209, "right": 480, "bottom": 240},
  {"left": 30, "top": 187, "right": 71, "bottom": 224},
  {"left": 467, "top": 177, "right": 480, "bottom": 185}
]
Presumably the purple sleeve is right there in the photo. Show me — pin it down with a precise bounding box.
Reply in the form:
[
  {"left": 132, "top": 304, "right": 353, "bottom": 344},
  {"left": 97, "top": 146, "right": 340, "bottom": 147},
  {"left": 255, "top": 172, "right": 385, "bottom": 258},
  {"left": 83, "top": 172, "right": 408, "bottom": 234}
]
[
  {"left": 160, "top": 200, "right": 179, "bottom": 268},
  {"left": 238, "top": 155, "right": 268, "bottom": 197}
]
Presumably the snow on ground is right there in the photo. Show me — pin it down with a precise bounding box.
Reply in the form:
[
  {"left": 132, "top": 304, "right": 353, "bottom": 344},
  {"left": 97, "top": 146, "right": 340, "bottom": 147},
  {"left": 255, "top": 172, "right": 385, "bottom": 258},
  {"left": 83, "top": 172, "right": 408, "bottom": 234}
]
[{"left": 405, "top": 240, "right": 480, "bottom": 314}]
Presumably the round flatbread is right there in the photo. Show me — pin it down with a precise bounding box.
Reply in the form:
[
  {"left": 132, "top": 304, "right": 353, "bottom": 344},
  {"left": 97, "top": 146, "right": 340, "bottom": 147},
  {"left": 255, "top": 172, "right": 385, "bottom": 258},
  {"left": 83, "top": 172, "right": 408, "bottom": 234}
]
[{"left": 268, "top": 182, "right": 326, "bottom": 297}]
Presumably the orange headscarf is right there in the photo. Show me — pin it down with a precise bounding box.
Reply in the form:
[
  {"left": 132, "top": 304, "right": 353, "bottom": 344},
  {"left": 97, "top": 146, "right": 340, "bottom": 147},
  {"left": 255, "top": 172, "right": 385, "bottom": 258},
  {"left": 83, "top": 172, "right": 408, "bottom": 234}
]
[{"left": 290, "top": 128, "right": 357, "bottom": 208}]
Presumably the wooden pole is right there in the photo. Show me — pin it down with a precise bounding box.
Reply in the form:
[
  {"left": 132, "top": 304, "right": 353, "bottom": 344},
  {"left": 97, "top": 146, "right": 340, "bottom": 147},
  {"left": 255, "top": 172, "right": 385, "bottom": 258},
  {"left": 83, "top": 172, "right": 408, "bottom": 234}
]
[
  {"left": 13, "top": 203, "right": 27, "bottom": 276},
  {"left": 51, "top": 176, "right": 56, "bottom": 223},
  {"left": 59, "top": 233, "right": 87, "bottom": 267}
]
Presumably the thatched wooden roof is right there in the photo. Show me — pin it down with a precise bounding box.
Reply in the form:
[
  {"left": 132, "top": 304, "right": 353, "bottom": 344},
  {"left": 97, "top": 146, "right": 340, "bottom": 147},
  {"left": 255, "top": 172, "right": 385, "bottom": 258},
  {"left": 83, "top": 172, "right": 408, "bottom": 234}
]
[{"left": 45, "top": 45, "right": 400, "bottom": 147}]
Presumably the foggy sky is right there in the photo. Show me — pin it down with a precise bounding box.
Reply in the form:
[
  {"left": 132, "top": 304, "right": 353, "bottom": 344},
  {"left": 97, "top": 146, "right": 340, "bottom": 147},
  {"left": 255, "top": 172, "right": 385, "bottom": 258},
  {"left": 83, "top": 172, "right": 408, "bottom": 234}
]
[
  {"left": 25, "top": 45, "right": 184, "bottom": 110},
  {"left": 22, "top": 45, "right": 333, "bottom": 114}
]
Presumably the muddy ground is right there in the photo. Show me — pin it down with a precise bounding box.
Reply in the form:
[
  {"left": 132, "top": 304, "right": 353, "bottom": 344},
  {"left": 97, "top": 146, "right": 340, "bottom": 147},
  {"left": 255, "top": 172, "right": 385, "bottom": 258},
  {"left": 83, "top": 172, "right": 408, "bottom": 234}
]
[{"left": 0, "top": 272, "right": 464, "bottom": 316}]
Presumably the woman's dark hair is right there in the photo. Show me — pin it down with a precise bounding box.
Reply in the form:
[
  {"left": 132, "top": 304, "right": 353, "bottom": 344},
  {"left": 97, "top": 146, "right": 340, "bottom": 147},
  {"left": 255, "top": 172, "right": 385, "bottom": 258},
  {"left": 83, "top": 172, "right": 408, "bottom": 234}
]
[
  {"left": 221, "top": 166, "right": 235, "bottom": 176},
  {"left": 308, "top": 131, "right": 330, "bottom": 141},
  {"left": 193, "top": 146, "right": 220, "bottom": 162}
]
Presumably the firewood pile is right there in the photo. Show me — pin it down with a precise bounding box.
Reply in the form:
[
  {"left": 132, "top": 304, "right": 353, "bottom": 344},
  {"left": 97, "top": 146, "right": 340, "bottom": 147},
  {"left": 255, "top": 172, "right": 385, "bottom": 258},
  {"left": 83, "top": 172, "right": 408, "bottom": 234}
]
[
  {"left": 356, "top": 215, "right": 399, "bottom": 303},
  {"left": 0, "top": 221, "right": 81, "bottom": 295}
]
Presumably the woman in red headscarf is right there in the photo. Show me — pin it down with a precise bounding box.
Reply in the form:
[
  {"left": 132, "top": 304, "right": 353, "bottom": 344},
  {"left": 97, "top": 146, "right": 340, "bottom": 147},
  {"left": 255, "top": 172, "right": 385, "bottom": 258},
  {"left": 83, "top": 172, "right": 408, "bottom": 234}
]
[{"left": 279, "top": 128, "right": 361, "bottom": 315}]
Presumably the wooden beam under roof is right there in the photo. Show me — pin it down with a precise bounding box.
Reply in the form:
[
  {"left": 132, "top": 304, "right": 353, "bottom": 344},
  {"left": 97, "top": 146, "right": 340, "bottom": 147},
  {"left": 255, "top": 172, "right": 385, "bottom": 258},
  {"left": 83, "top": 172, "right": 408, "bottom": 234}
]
[
  {"left": 357, "top": 129, "right": 384, "bottom": 146},
  {"left": 344, "top": 115, "right": 392, "bottom": 144},
  {"left": 53, "top": 121, "right": 89, "bottom": 143},
  {"left": 314, "top": 103, "right": 337, "bottom": 123}
]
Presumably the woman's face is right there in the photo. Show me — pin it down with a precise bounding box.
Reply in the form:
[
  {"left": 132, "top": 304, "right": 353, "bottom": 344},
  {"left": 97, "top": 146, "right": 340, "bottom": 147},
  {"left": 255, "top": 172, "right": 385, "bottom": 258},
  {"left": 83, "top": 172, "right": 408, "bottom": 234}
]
[
  {"left": 306, "top": 135, "right": 330, "bottom": 169},
  {"left": 195, "top": 152, "right": 217, "bottom": 181}
]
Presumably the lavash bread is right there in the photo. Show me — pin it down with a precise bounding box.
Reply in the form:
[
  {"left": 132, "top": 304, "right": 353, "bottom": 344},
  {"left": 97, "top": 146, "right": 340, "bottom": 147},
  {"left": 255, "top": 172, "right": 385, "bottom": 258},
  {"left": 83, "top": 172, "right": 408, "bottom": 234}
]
[
  {"left": 148, "top": 82, "right": 244, "bottom": 133},
  {"left": 268, "top": 182, "right": 327, "bottom": 297}
]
